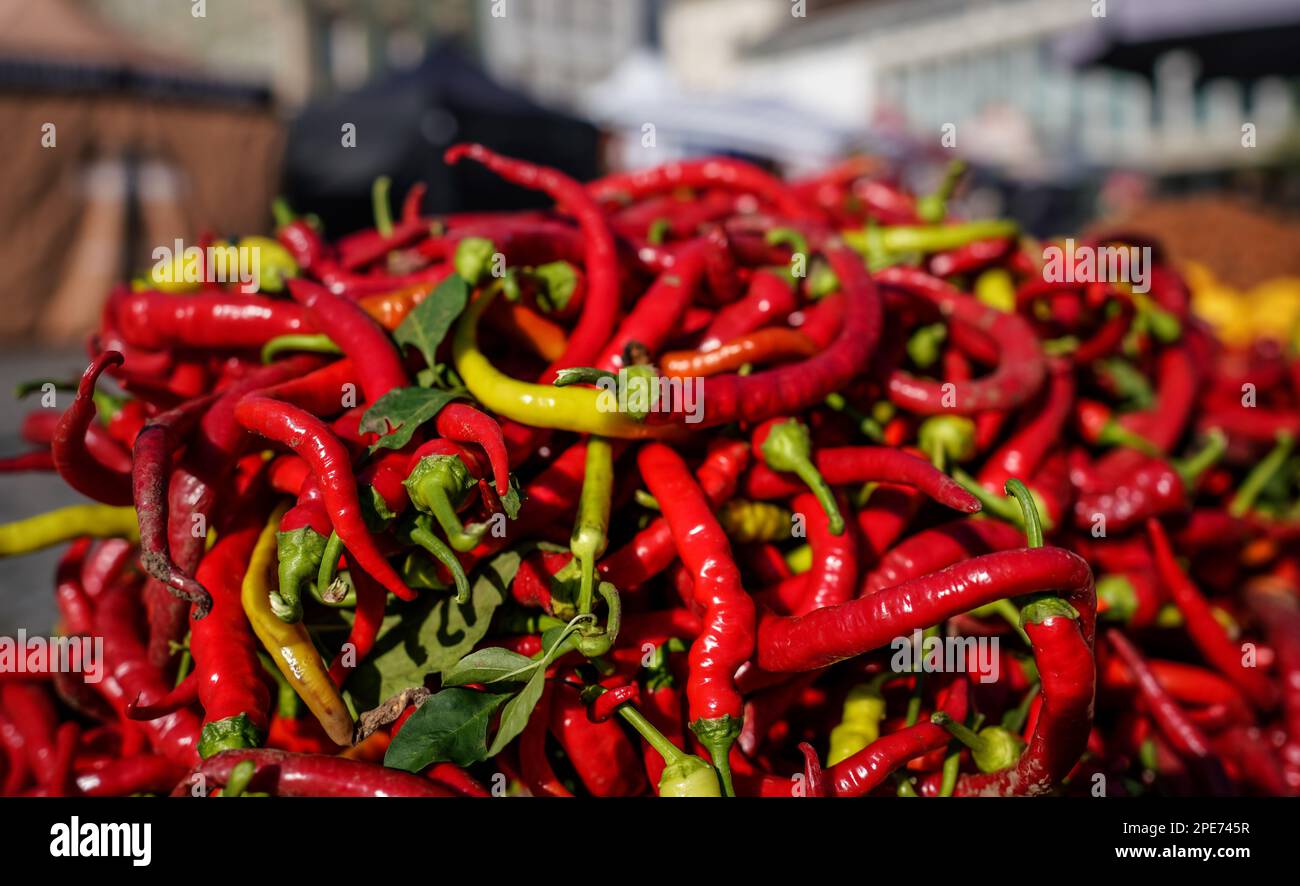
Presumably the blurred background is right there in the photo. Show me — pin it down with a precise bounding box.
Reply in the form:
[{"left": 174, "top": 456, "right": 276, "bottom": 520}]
[{"left": 1, "top": 0, "right": 1299, "bottom": 626}]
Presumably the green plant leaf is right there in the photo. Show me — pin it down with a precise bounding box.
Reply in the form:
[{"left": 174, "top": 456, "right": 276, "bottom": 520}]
[
  {"left": 498, "top": 474, "right": 523, "bottom": 520},
  {"left": 484, "top": 621, "right": 582, "bottom": 757},
  {"left": 383, "top": 687, "right": 510, "bottom": 770},
  {"left": 342, "top": 550, "right": 521, "bottom": 709},
  {"left": 441, "top": 647, "right": 537, "bottom": 687},
  {"left": 394, "top": 273, "right": 469, "bottom": 374},
  {"left": 360, "top": 386, "right": 465, "bottom": 452}
]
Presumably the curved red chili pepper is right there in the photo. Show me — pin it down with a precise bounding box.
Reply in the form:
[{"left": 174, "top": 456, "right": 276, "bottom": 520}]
[
  {"left": 695, "top": 244, "right": 881, "bottom": 427},
  {"left": 879, "top": 266, "right": 1046, "bottom": 415},
  {"left": 743, "top": 445, "right": 980, "bottom": 513},
  {"left": 977, "top": 358, "right": 1075, "bottom": 493},
  {"left": 287, "top": 278, "right": 408, "bottom": 402},
  {"left": 757, "top": 546, "right": 1095, "bottom": 673},
  {"left": 595, "top": 239, "right": 710, "bottom": 371},
  {"left": 51, "top": 352, "right": 133, "bottom": 505},
  {"left": 433, "top": 403, "right": 510, "bottom": 496},
  {"left": 445, "top": 144, "right": 618, "bottom": 381},
  {"left": 862, "top": 518, "right": 1026, "bottom": 595},
  {"left": 549, "top": 683, "right": 645, "bottom": 797},
  {"left": 235, "top": 396, "right": 415, "bottom": 602},
  {"left": 1147, "top": 518, "right": 1276, "bottom": 710},
  {"left": 590, "top": 157, "right": 818, "bottom": 222}
]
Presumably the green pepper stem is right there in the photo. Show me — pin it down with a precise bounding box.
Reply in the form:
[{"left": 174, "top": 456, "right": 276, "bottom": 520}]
[
  {"left": 938, "top": 748, "right": 961, "bottom": 797},
  {"left": 765, "top": 226, "right": 810, "bottom": 259},
  {"left": 421, "top": 476, "right": 485, "bottom": 553},
  {"left": 372, "top": 175, "right": 393, "bottom": 237},
  {"left": 761, "top": 419, "right": 844, "bottom": 535},
  {"left": 261, "top": 333, "right": 341, "bottom": 365},
  {"left": 1004, "top": 479, "right": 1043, "bottom": 548},
  {"left": 553, "top": 366, "right": 619, "bottom": 388},
  {"left": 931, "top": 711, "right": 989, "bottom": 755},
  {"left": 408, "top": 526, "right": 471, "bottom": 603},
  {"left": 572, "top": 438, "right": 613, "bottom": 616},
  {"left": 315, "top": 531, "right": 345, "bottom": 604},
  {"left": 222, "top": 760, "right": 257, "bottom": 798},
  {"left": 582, "top": 683, "right": 687, "bottom": 766},
  {"left": 271, "top": 197, "right": 296, "bottom": 228},
  {"left": 1228, "top": 430, "right": 1288, "bottom": 517},
  {"left": 896, "top": 774, "right": 920, "bottom": 797}
]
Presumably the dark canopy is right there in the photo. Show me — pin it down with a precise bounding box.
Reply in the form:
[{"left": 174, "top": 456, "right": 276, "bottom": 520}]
[{"left": 283, "top": 41, "right": 599, "bottom": 235}]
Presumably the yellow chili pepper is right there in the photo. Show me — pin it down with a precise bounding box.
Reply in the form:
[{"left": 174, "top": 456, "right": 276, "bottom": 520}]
[
  {"left": 242, "top": 506, "right": 354, "bottom": 747},
  {"left": 0, "top": 504, "right": 140, "bottom": 557},
  {"left": 784, "top": 543, "right": 813, "bottom": 575},
  {"left": 827, "top": 679, "right": 889, "bottom": 766},
  {"left": 452, "top": 288, "right": 678, "bottom": 438},
  {"left": 718, "top": 500, "right": 792, "bottom": 543}
]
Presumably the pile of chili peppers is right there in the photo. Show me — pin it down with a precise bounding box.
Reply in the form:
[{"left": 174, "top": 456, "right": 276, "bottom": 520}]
[{"left": 1, "top": 147, "right": 1297, "bottom": 798}]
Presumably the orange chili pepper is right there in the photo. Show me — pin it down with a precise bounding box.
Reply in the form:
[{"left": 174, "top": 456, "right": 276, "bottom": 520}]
[
  {"left": 358, "top": 282, "right": 435, "bottom": 330},
  {"left": 486, "top": 298, "right": 569, "bottom": 363},
  {"left": 661, "top": 328, "right": 818, "bottom": 379}
]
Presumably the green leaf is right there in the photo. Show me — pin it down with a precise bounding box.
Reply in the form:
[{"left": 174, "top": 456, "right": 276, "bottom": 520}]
[
  {"left": 342, "top": 550, "right": 521, "bottom": 709},
  {"left": 359, "top": 386, "right": 464, "bottom": 452},
  {"left": 481, "top": 621, "right": 579, "bottom": 757},
  {"left": 499, "top": 474, "right": 523, "bottom": 520},
  {"left": 383, "top": 687, "right": 510, "bottom": 770},
  {"left": 394, "top": 273, "right": 469, "bottom": 373},
  {"left": 441, "top": 647, "right": 537, "bottom": 687}
]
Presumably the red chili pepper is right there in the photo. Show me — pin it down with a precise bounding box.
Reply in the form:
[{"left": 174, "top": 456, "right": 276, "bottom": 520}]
[
  {"left": 863, "top": 518, "right": 1026, "bottom": 594},
  {"left": 51, "top": 352, "right": 133, "bottom": 505},
  {"left": 1146, "top": 518, "right": 1275, "bottom": 710},
  {"left": 879, "top": 266, "right": 1046, "bottom": 414},
  {"left": 743, "top": 444, "right": 980, "bottom": 515},
  {"left": 133, "top": 392, "right": 221, "bottom": 617},
  {"left": 173, "top": 749, "right": 454, "bottom": 797},
  {"left": 446, "top": 144, "right": 618, "bottom": 381},
  {"left": 235, "top": 396, "right": 415, "bottom": 602},
  {"left": 638, "top": 442, "right": 755, "bottom": 795},
  {"left": 978, "top": 359, "right": 1075, "bottom": 493},
  {"left": 75, "top": 755, "right": 187, "bottom": 797},
  {"left": 927, "top": 237, "right": 1013, "bottom": 277},
  {"left": 287, "top": 278, "right": 408, "bottom": 401},
  {"left": 188, "top": 499, "right": 273, "bottom": 758},
  {"left": 433, "top": 403, "right": 510, "bottom": 496},
  {"left": 91, "top": 579, "right": 201, "bottom": 767},
  {"left": 954, "top": 606, "right": 1095, "bottom": 796},
  {"left": 600, "top": 439, "right": 749, "bottom": 591},
  {"left": 328, "top": 565, "right": 387, "bottom": 688},
  {"left": 590, "top": 157, "right": 817, "bottom": 222},
  {"left": 517, "top": 683, "right": 572, "bottom": 797},
  {"left": 595, "top": 239, "right": 711, "bottom": 371},
  {"left": 114, "top": 291, "right": 313, "bottom": 350},
  {"left": 549, "top": 682, "right": 645, "bottom": 797},
  {"left": 1105, "top": 629, "right": 1230, "bottom": 794},
  {"left": 830, "top": 678, "right": 968, "bottom": 797},
  {"left": 1245, "top": 579, "right": 1300, "bottom": 780},
  {"left": 700, "top": 268, "right": 797, "bottom": 349},
  {"left": 0, "top": 682, "right": 60, "bottom": 787},
  {"left": 758, "top": 546, "right": 1094, "bottom": 672},
  {"left": 693, "top": 244, "right": 881, "bottom": 427}
]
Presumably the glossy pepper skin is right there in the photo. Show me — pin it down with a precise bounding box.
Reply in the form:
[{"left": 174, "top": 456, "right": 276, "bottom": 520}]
[
  {"left": 235, "top": 396, "right": 415, "bottom": 603},
  {"left": 174, "top": 749, "right": 454, "bottom": 797},
  {"left": 638, "top": 443, "right": 755, "bottom": 794},
  {"left": 241, "top": 507, "right": 354, "bottom": 748},
  {"left": 757, "top": 547, "right": 1095, "bottom": 673},
  {"left": 190, "top": 499, "right": 272, "bottom": 758}
]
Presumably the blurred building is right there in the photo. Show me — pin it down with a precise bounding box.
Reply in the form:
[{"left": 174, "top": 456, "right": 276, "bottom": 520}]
[{"left": 655, "top": 0, "right": 1300, "bottom": 180}]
